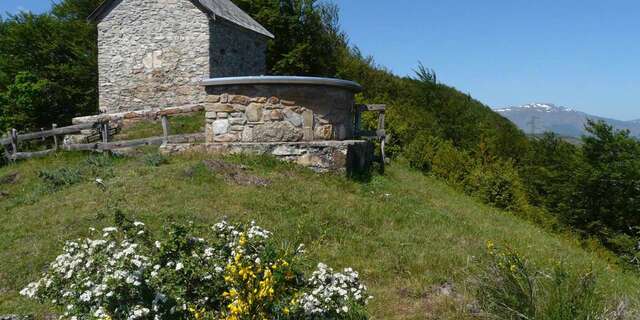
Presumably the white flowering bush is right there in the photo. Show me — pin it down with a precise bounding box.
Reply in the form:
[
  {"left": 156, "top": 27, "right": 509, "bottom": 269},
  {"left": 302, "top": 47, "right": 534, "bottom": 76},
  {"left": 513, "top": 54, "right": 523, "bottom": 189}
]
[
  {"left": 299, "top": 264, "right": 369, "bottom": 317},
  {"left": 20, "top": 216, "right": 371, "bottom": 320}
]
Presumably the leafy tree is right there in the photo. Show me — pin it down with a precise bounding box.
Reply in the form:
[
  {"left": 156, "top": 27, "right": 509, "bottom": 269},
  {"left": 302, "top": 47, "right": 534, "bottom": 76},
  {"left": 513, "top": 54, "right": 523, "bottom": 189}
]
[
  {"left": 414, "top": 62, "right": 437, "bottom": 84},
  {"left": 231, "top": 0, "right": 345, "bottom": 76},
  {"left": 51, "top": 0, "right": 103, "bottom": 21},
  {"left": 571, "top": 121, "right": 640, "bottom": 241},
  {"left": 0, "top": 2, "right": 98, "bottom": 133},
  {"left": 0, "top": 72, "right": 62, "bottom": 132},
  {"left": 519, "top": 132, "right": 582, "bottom": 212}
]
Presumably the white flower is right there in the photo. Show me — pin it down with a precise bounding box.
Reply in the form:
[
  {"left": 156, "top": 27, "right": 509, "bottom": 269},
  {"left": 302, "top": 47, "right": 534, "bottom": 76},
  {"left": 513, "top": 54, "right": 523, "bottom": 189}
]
[
  {"left": 128, "top": 305, "right": 150, "bottom": 320},
  {"left": 102, "top": 227, "right": 117, "bottom": 237},
  {"left": 19, "top": 282, "right": 39, "bottom": 298},
  {"left": 175, "top": 262, "right": 184, "bottom": 271},
  {"left": 94, "top": 307, "right": 107, "bottom": 318},
  {"left": 79, "top": 291, "right": 92, "bottom": 302}
]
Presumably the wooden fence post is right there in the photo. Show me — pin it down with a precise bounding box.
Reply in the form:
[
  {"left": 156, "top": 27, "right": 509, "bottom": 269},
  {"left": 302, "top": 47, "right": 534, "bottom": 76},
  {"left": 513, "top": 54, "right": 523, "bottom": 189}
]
[
  {"left": 101, "top": 122, "right": 110, "bottom": 143},
  {"left": 378, "top": 111, "right": 386, "bottom": 171},
  {"left": 10, "top": 128, "right": 18, "bottom": 161},
  {"left": 52, "top": 124, "right": 58, "bottom": 150},
  {"left": 161, "top": 115, "right": 170, "bottom": 144}
]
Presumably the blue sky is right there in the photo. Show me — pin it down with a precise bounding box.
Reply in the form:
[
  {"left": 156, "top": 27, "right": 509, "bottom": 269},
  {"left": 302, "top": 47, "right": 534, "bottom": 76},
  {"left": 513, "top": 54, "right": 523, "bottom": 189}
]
[{"left": 2, "top": 0, "right": 639, "bottom": 120}]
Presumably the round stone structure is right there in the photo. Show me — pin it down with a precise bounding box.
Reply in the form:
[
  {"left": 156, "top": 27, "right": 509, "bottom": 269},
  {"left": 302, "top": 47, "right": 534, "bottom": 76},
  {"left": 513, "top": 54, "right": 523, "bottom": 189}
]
[{"left": 201, "top": 76, "right": 363, "bottom": 143}]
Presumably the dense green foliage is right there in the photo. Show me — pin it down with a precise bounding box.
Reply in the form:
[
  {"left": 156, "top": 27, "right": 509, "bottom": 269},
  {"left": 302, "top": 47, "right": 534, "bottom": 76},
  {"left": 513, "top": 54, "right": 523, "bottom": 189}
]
[
  {"left": 232, "top": 0, "right": 344, "bottom": 76},
  {"left": 522, "top": 122, "right": 640, "bottom": 262},
  {"left": 0, "top": 0, "right": 100, "bottom": 132}
]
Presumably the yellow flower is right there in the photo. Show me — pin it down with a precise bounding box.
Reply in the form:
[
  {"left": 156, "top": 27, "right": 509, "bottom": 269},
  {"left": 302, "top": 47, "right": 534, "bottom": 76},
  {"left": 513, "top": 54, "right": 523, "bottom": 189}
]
[{"left": 486, "top": 240, "right": 495, "bottom": 255}]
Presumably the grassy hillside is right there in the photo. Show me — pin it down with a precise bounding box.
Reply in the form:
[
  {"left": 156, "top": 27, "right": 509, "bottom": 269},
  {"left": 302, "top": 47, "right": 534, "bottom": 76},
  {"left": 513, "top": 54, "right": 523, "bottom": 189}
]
[{"left": 1, "top": 150, "right": 639, "bottom": 319}]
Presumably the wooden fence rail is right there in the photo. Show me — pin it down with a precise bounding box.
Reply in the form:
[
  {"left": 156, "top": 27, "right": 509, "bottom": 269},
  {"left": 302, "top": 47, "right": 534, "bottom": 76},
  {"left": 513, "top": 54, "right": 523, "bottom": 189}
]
[
  {"left": 1, "top": 105, "right": 205, "bottom": 162},
  {"left": 62, "top": 133, "right": 204, "bottom": 152},
  {"left": 0, "top": 122, "right": 96, "bottom": 146},
  {"left": 1, "top": 121, "right": 110, "bottom": 162}
]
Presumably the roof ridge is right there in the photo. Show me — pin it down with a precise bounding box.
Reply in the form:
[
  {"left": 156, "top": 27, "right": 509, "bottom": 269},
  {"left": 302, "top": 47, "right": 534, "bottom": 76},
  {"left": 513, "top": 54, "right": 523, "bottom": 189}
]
[
  {"left": 87, "top": 0, "right": 274, "bottom": 39},
  {"left": 199, "top": 0, "right": 274, "bottom": 38}
]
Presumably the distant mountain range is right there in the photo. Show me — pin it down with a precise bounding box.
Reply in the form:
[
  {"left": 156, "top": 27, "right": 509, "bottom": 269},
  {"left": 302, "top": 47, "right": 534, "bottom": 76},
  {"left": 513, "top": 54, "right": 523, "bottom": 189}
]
[{"left": 494, "top": 103, "right": 640, "bottom": 138}]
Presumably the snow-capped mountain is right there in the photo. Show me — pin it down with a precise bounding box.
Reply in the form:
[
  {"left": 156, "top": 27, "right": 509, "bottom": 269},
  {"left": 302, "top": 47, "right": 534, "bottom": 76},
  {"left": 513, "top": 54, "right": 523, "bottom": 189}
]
[
  {"left": 494, "top": 103, "right": 640, "bottom": 138},
  {"left": 494, "top": 103, "right": 573, "bottom": 113}
]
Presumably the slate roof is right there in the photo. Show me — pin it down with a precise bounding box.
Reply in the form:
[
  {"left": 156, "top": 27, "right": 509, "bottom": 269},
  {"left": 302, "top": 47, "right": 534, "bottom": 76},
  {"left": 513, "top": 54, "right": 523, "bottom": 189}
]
[{"left": 88, "top": 0, "right": 275, "bottom": 38}]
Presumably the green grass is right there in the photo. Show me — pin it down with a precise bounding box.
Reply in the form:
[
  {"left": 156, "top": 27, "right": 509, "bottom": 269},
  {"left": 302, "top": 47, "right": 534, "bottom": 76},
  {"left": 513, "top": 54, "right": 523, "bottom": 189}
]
[
  {"left": 113, "top": 111, "right": 205, "bottom": 141},
  {"left": 1, "top": 151, "right": 639, "bottom": 319}
]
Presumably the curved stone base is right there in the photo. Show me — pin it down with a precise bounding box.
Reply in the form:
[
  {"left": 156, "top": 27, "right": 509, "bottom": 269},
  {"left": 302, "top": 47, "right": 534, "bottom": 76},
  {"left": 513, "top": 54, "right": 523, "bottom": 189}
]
[{"left": 160, "top": 140, "right": 374, "bottom": 173}]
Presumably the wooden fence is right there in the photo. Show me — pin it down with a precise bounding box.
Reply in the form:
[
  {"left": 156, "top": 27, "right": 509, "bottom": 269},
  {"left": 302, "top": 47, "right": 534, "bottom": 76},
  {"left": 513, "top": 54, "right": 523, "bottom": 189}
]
[
  {"left": 354, "top": 104, "right": 387, "bottom": 164},
  {"left": 1, "top": 105, "right": 205, "bottom": 162}
]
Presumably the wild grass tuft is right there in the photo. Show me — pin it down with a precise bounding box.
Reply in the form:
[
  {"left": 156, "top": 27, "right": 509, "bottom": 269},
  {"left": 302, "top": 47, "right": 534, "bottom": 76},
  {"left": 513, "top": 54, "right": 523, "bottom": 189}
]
[
  {"left": 143, "top": 152, "right": 169, "bottom": 167},
  {"left": 476, "top": 242, "right": 617, "bottom": 320},
  {"left": 37, "top": 167, "right": 82, "bottom": 190}
]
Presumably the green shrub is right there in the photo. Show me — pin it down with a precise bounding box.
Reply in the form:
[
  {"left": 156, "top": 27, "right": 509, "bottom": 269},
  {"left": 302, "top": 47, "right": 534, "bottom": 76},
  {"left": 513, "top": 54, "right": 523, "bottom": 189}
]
[
  {"left": 143, "top": 152, "right": 169, "bottom": 167},
  {"left": 464, "top": 160, "right": 528, "bottom": 212},
  {"left": 406, "top": 135, "right": 530, "bottom": 214},
  {"left": 431, "top": 141, "right": 473, "bottom": 185},
  {"left": 477, "top": 242, "right": 611, "bottom": 320},
  {"left": 84, "top": 153, "right": 117, "bottom": 178},
  {"left": 38, "top": 167, "right": 82, "bottom": 189},
  {"left": 34, "top": 154, "right": 122, "bottom": 192},
  {"left": 405, "top": 135, "right": 473, "bottom": 185},
  {"left": 404, "top": 134, "right": 473, "bottom": 185},
  {"left": 405, "top": 134, "right": 442, "bottom": 172}
]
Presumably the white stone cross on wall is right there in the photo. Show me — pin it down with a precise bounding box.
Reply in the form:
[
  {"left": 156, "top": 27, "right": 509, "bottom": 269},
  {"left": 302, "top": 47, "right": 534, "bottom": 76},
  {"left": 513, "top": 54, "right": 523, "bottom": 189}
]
[{"left": 142, "top": 50, "right": 163, "bottom": 71}]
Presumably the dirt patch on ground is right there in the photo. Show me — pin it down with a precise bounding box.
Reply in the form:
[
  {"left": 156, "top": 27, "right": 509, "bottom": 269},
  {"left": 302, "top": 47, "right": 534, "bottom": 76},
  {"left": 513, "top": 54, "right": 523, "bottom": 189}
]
[
  {"left": 202, "top": 160, "right": 271, "bottom": 187},
  {"left": 396, "top": 282, "right": 481, "bottom": 319},
  {"left": 0, "top": 172, "right": 19, "bottom": 185}
]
